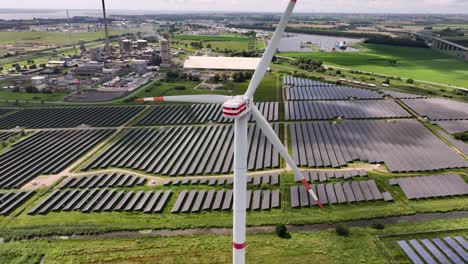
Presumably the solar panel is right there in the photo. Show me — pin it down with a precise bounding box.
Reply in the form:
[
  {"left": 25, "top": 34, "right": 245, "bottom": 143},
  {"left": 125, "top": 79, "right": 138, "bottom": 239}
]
[
  {"left": 325, "top": 183, "right": 337, "bottom": 204},
  {"left": 202, "top": 190, "right": 215, "bottom": 210},
  {"left": 334, "top": 183, "right": 347, "bottom": 204},
  {"left": 290, "top": 186, "right": 299, "bottom": 208},
  {"left": 271, "top": 190, "right": 280, "bottom": 208},
  {"left": 251, "top": 190, "right": 261, "bottom": 210},
  {"left": 171, "top": 190, "right": 187, "bottom": 213},
  {"left": 143, "top": 191, "right": 161, "bottom": 213},
  {"left": 420, "top": 239, "right": 450, "bottom": 264},
  {"left": 181, "top": 190, "right": 197, "bottom": 213},
  {"left": 408, "top": 239, "right": 436, "bottom": 264},
  {"left": 191, "top": 190, "right": 206, "bottom": 212},
  {"left": 153, "top": 190, "right": 172, "bottom": 213},
  {"left": 134, "top": 191, "right": 154, "bottom": 211},
  {"left": 222, "top": 190, "right": 233, "bottom": 210},
  {"left": 397, "top": 240, "right": 424, "bottom": 264},
  {"left": 432, "top": 238, "right": 463, "bottom": 264},
  {"left": 212, "top": 190, "right": 224, "bottom": 210},
  {"left": 261, "top": 190, "right": 271, "bottom": 210}
]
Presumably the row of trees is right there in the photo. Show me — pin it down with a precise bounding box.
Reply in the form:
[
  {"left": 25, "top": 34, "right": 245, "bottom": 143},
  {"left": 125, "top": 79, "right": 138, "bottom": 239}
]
[
  {"left": 364, "top": 36, "right": 429, "bottom": 48},
  {"left": 290, "top": 57, "right": 325, "bottom": 72}
]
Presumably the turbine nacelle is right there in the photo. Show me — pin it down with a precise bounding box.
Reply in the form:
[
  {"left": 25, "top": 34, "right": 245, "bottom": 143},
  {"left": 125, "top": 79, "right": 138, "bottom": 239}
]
[{"left": 222, "top": 95, "right": 252, "bottom": 119}]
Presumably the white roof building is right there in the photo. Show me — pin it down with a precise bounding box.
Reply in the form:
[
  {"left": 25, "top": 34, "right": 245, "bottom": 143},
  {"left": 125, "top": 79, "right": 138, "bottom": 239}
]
[{"left": 183, "top": 56, "right": 263, "bottom": 71}]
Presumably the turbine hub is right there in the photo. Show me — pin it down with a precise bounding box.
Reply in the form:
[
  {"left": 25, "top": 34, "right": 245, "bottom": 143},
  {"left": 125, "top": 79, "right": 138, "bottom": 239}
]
[{"left": 222, "top": 95, "right": 252, "bottom": 119}]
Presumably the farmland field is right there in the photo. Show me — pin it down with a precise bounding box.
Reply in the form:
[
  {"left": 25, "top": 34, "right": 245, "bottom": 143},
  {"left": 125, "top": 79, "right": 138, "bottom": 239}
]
[
  {"left": 0, "top": 30, "right": 128, "bottom": 45},
  {"left": 173, "top": 34, "right": 253, "bottom": 51},
  {"left": 280, "top": 44, "right": 468, "bottom": 87}
]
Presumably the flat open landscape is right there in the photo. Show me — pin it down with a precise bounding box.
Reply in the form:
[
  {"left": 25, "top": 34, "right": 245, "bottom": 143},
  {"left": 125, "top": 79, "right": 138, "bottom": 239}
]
[
  {"left": 281, "top": 44, "right": 468, "bottom": 87},
  {"left": 0, "top": 30, "right": 128, "bottom": 45}
]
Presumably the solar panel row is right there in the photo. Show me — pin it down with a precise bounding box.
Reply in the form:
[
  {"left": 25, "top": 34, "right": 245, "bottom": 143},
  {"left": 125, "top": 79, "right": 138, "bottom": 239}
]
[
  {"left": 432, "top": 120, "right": 468, "bottom": 134},
  {"left": 0, "top": 131, "right": 19, "bottom": 142},
  {"left": 0, "top": 191, "right": 35, "bottom": 216},
  {"left": 381, "top": 90, "right": 428, "bottom": 99},
  {"left": 171, "top": 189, "right": 281, "bottom": 213},
  {"left": 0, "top": 129, "right": 114, "bottom": 189},
  {"left": 136, "top": 102, "right": 278, "bottom": 126},
  {"left": 283, "top": 76, "right": 336, "bottom": 87},
  {"left": 85, "top": 124, "right": 280, "bottom": 176},
  {"left": 402, "top": 98, "right": 468, "bottom": 121},
  {"left": 398, "top": 236, "right": 468, "bottom": 264},
  {"left": 285, "top": 100, "right": 410, "bottom": 120},
  {"left": 289, "top": 120, "right": 467, "bottom": 172},
  {"left": 391, "top": 174, "right": 468, "bottom": 200},
  {"left": 164, "top": 174, "right": 279, "bottom": 187},
  {"left": 290, "top": 180, "right": 391, "bottom": 208},
  {"left": 294, "top": 170, "right": 367, "bottom": 182},
  {"left": 60, "top": 173, "right": 147, "bottom": 189},
  {"left": 28, "top": 189, "right": 171, "bottom": 215},
  {"left": 0, "top": 106, "right": 144, "bottom": 129},
  {"left": 285, "top": 86, "right": 382, "bottom": 101},
  {"left": 438, "top": 132, "right": 468, "bottom": 156}
]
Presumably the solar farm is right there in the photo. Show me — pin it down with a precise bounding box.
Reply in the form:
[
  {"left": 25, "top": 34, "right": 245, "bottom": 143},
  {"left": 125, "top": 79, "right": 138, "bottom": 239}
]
[{"left": 0, "top": 75, "right": 465, "bottom": 264}]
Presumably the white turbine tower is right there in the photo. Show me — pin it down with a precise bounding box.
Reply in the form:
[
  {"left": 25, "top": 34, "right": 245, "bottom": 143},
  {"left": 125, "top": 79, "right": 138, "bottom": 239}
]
[{"left": 136, "top": 1, "right": 322, "bottom": 263}]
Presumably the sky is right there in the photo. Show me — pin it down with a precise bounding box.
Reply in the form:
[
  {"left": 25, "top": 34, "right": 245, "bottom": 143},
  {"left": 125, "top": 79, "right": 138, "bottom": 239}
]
[{"left": 2, "top": 0, "right": 468, "bottom": 14}]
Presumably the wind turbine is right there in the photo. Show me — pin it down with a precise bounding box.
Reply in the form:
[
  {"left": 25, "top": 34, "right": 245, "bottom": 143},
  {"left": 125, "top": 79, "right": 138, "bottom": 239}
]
[{"left": 136, "top": 1, "right": 322, "bottom": 263}]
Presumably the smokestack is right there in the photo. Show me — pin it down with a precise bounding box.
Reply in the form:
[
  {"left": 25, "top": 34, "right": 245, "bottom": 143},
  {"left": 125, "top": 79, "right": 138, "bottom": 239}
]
[{"left": 101, "top": 0, "right": 110, "bottom": 53}]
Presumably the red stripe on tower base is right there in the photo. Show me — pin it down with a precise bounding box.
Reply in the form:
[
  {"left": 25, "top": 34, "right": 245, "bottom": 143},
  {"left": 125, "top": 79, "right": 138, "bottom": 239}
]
[{"left": 233, "top": 242, "right": 246, "bottom": 250}]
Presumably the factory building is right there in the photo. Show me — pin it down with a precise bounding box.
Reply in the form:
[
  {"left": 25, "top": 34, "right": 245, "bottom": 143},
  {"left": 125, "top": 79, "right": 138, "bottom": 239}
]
[
  {"left": 137, "top": 39, "right": 148, "bottom": 49},
  {"left": 120, "top": 39, "right": 132, "bottom": 54},
  {"left": 160, "top": 40, "right": 171, "bottom": 67},
  {"left": 90, "top": 48, "right": 103, "bottom": 62},
  {"left": 131, "top": 60, "right": 147, "bottom": 74}
]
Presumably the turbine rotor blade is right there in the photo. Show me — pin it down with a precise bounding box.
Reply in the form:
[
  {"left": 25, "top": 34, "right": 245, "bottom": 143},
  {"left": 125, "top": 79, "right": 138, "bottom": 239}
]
[
  {"left": 135, "top": 95, "right": 232, "bottom": 104},
  {"left": 251, "top": 105, "right": 323, "bottom": 208},
  {"left": 245, "top": 0, "right": 297, "bottom": 97}
]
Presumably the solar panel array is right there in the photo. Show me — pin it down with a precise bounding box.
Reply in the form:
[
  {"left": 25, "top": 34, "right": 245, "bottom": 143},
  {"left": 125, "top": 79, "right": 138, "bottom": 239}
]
[
  {"left": 136, "top": 102, "right": 278, "bottom": 125},
  {"left": 439, "top": 132, "right": 468, "bottom": 156},
  {"left": 60, "top": 173, "right": 147, "bottom": 189},
  {"left": 0, "top": 106, "right": 144, "bottom": 129},
  {"left": 432, "top": 120, "right": 468, "bottom": 134},
  {"left": 381, "top": 90, "right": 428, "bottom": 99},
  {"left": 285, "top": 100, "right": 410, "bottom": 120},
  {"left": 285, "top": 86, "right": 383, "bottom": 101},
  {"left": 0, "top": 129, "right": 114, "bottom": 189},
  {"left": 171, "top": 189, "right": 280, "bottom": 213},
  {"left": 398, "top": 236, "right": 468, "bottom": 264},
  {"left": 85, "top": 124, "right": 280, "bottom": 176},
  {"left": 290, "top": 179, "right": 393, "bottom": 208},
  {"left": 294, "top": 169, "right": 367, "bottom": 182},
  {"left": 0, "top": 191, "right": 35, "bottom": 216},
  {"left": 402, "top": 99, "right": 468, "bottom": 120},
  {"left": 283, "top": 76, "right": 336, "bottom": 87},
  {"left": 289, "top": 120, "right": 467, "bottom": 172},
  {"left": 0, "top": 108, "right": 16, "bottom": 116},
  {"left": 0, "top": 131, "right": 19, "bottom": 141},
  {"left": 28, "top": 189, "right": 172, "bottom": 215},
  {"left": 163, "top": 173, "right": 279, "bottom": 187},
  {"left": 389, "top": 174, "right": 468, "bottom": 200}
]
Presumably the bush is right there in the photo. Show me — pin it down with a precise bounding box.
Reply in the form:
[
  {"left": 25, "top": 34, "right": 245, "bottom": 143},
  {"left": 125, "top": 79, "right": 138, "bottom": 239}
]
[
  {"left": 406, "top": 79, "right": 414, "bottom": 84},
  {"left": 335, "top": 224, "right": 350, "bottom": 236},
  {"left": 454, "top": 132, "right": 468, "bottom": 142},
  {"left": 370, "top": 222, "right": 385, "bottom": 230},
  {"left": 174, "top": 85, "right": 186, "bottom": 91},
  {"left": 275, "top": 224, "right": 288, "bottom": 238}
]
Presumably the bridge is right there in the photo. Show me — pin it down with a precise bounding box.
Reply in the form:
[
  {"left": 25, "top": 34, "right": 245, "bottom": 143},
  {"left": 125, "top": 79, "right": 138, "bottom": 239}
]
[{"left": 398, "top": 31, "right": 468, "bottom": 61}]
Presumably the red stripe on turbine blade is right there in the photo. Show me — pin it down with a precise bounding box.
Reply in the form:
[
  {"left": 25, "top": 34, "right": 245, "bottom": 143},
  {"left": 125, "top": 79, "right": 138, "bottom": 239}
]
[
  {"left": 300, "top": 179, "right": 312, "bottom": 190},
  {"left": 316, "top": 200, "right": 324, "bottom": 209},
  {"left": 154, "top": 97, "right": 164, "bottom": 102},
  {"left": 134, "top": 98, "right": 145, "bottom": 102},
  {"left": 233, "top": 242, "right": 246, "bottom": 250}
]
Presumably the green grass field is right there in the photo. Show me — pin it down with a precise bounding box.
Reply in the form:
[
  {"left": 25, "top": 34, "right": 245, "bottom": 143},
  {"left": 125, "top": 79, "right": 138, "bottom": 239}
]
[
  {"left": 0, "top": 91, "right": 68, "bottom": 101},
  {"left": 173, "top": 34, "right": 253, "bottom": 51},
  {"left": 280, "top": 44, "right": 468, "bottom": 87},
  {"left": 0, "top": 217, "right": 466, "bottom": 264},
  {"left": 134, "top": 74, "right": 280, "bottom": 102},
  {"left": 0, "top": 31, "right": 127, "bottom": 45}
]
